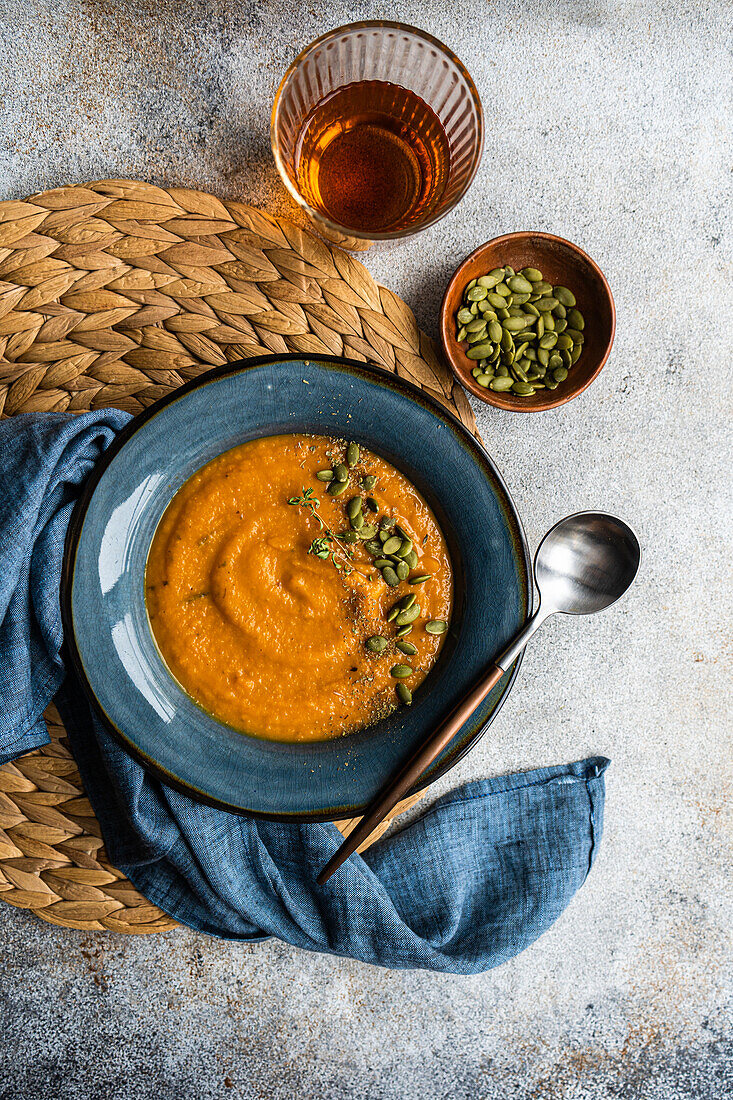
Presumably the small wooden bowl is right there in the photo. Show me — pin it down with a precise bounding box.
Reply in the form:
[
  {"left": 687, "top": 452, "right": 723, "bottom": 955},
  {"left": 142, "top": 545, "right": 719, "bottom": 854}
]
[{"left": 440, "top": 232, "right": 616, "bottom": 412}]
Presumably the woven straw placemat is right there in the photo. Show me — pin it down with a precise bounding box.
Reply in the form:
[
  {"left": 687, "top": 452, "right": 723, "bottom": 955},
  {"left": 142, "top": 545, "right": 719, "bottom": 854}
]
[{"left": 0, "top": 179, "right": 478, "bottom": 934}]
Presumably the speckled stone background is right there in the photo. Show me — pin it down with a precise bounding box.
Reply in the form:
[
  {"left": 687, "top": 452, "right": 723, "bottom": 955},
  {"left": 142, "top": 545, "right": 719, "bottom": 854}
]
[{"left": 1, "top": 2, "right": 731, "bottom": 1098}]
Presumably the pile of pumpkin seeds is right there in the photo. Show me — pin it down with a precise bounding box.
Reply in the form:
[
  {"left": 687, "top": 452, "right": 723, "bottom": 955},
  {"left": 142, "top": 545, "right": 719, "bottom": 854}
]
[
  {"left": 455, "top": 266, "right": 585, "bottom": 396},
  {"left": 315, "top": 441, "right": 449, "bottom": 707}
]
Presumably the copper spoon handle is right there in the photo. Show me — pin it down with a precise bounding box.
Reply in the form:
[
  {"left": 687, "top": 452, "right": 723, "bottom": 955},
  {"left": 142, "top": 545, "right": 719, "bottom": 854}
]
[{"left": 316, "top": 662, "right": 505, "bottom": 885}]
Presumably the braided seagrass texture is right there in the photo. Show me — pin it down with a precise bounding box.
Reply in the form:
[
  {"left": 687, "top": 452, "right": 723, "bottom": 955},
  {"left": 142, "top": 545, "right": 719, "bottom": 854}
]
[{"left": 0, "top": 180, "right": 477, "bottom": 934}]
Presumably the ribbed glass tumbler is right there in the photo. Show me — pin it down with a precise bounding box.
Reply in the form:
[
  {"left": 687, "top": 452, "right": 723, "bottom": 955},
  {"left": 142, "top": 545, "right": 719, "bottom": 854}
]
[{"left": 271, "top": 22, "right": 483, "bottom": 250}]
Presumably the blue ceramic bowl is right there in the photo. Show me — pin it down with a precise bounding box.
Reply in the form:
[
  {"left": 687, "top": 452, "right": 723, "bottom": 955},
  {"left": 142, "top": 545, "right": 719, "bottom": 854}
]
[{"left": 62, "top": 355, "right": 530, "bottom": 820}]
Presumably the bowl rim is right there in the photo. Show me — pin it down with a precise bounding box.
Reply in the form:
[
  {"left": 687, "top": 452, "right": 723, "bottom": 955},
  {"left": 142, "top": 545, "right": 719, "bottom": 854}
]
[
  {"left": 439, "top": 231, "right": 616, "bottom": 412},
  {"left": 61, "top": 353, "right": 530, "bottom": 820}
]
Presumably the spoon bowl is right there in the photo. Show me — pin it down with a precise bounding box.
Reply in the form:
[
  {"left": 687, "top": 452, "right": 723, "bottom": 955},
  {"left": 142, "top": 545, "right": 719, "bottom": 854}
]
[{"left": 535, "top": 512, "right": 641, "bottom": 616}]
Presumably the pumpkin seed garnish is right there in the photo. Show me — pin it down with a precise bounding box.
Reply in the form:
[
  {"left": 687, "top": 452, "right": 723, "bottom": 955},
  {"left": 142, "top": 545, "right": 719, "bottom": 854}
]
[
  {"left": 327, "top": 479, "right": 348, "bottom": 496},
  {"left": 382, "top": 535, "right": 402, "bottom": 555},
  {"left": 396, "top": 683, "right": 412, "bottom": 705},
  {"left": 396, "top": 640, "right": 418, "bottom": 655},
  {"left": 425, "top": 620, "right": 448, "bottom": 635},
  {"left": 366, "top": 636, "right": 388, "bottom": 653},
  {"left": 361, "top": 475, "right": 377, "bottom": 490},
  {"left": 382, "top": 567, "right": 399, "bottom": 587},
  {"left": 346, "top": 442, "right": 360, "bottom": 467},
  {"left": 410, "top": 574, "right": 433, "bottom": 584},
  {"left": 315, "top": 469, "right": 333, "bottom": 481},
  {"left": 346, "top": 496, "right": 362, "bottom": 520},
  {"left": 390, "top": 664, "right": 413, "bottom": 679},
  {"left": 396, "top": 624, "right": 413, "bottom": 637}
]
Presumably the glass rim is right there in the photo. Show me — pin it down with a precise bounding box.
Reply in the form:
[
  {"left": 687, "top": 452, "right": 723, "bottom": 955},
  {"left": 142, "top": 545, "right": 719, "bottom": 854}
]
[{"left": 270, "top": 20, "right": 485, "bottom": 243}]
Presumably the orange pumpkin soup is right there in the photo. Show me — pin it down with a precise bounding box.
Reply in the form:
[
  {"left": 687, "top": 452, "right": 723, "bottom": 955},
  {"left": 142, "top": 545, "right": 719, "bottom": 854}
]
[{"left": 145, "top": 434, "right": 452, "bottom": 742}]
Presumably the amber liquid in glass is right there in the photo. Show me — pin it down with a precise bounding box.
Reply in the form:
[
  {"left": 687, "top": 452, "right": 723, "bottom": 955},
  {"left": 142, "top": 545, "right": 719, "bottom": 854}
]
[{"left": 295, "top": 80, "right": 450, "bottom": 234}]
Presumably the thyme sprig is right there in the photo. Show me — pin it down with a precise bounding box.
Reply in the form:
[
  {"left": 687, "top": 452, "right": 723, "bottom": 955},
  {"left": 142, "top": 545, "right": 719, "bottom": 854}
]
[{"left": 288, "top": 486, "right": 354, "bottom": 574}]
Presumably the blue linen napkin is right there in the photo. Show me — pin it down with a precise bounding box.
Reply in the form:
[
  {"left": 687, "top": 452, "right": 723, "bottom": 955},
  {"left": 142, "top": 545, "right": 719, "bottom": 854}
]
[{"left": 0, "top": 411, "right": 609, "bottom": 973}]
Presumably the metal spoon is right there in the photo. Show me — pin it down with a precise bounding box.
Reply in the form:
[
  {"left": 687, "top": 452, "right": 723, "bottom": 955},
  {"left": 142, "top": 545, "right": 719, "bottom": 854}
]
[{"left": 317, "top": 511, "right": 640, "bottom": 885}]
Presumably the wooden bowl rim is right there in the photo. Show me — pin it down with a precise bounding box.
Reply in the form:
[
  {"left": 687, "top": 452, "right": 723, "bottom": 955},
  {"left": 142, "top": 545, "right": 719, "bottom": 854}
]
[{"left": 439, "top": 231, "right": 616, "bottom": 412}]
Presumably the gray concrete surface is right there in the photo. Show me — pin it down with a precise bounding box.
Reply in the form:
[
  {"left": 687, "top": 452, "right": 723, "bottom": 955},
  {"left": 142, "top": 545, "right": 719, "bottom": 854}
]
[{"left": 1, "top": 1, "right": 731, "bottom": 1097}]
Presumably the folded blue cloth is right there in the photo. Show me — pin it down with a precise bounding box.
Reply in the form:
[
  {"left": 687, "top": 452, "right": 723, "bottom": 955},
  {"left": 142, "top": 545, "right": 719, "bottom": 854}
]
[{"left": 0, "top": 411, "right": 608, "bottom": 972}]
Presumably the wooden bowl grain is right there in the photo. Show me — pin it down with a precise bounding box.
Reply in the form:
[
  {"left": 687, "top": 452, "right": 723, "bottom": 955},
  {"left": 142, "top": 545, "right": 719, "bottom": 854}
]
[{"left": 440, "top": 232, "right": 616, "bottom": 412}]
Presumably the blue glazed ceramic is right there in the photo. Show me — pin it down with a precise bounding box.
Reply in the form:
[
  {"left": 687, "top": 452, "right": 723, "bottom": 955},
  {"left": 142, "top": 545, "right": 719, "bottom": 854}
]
[{"left": 62, "top": 355, "right": 530, "bottom": 820}]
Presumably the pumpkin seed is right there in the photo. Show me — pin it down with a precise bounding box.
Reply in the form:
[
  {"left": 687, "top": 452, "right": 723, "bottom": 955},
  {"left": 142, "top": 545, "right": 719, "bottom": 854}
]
[
  {"left": 390, "top": 664, "right": 413, "bottom": 679},
  {"left": 539, "top": 332, "right": 558, "bottom": 350},
  {"left": 466, "top": 344, "right": 493, "bottom": 360},
  {"left": 382, "top": 535, "right": 402, "bottom": 555},
  {"left": 397, "top": 593, "right": 416, "bottom": 610},
  {"left": 365, "top": 496, "right": 379, "bottom": 512},
  {"left": 410, "top": 574, "right": 432, "bottom": 584},
  {"left": 395, "top": 605, "right": 421, "bottom": 627},
  {"left": 333, "top": 463, "right": 348, "bottom": 482},
  {"left": 477, "top": 273, "right": 500, "bottom": 288},
  {"left": 521, "top": 267, "right": 543, "bottom": 282},
  {"left": 554, "top": 286, "right": 576, "bottom": 307},
  {"left": 396, "top": 560, "right": 409, "bottom": 581},
  {"left": 327, "top": 479, "right": 348, "bottom": 496},
  {"left": 512, "top": 381, "right": 535, "bottom": 395},
  {"left": 366, "top": 636, "right": 388, "bottom": 653},
  {"left": 404, "top": 549, "right": 419, "bottom": 568},
  {"left": 425, "top": 620, "right": 448, "bottom": 635},
  {"left": 567, "top": 308, "right": 585, "bottom": 330},
  {"left": 467, "top": 317, "right": 488, "bottom": 333},
  {"left": 570, "top": 344, "right": 583, "bottom": 364},
  {"left": 507, "top": 275, "right": 533, "bottom": 294},
  {"left": 486, "top": 292, "right": 505, "bottom": 308},
  {"left": 346, "top": 496, "right": 362, "bottom": 520},
  {"left": 382, "top": 567, "right": 399, "bottom": 587},
  {"left": 351, "top": 512, "right": 364, "bottom": 530},
  {"left": 476, "top": 373, "right": 492, "bottom": 387},
  {"left": 396, "top": 624, "right": 413, "bottom": 637},
  {"left": 555, "top": 333, "right": 573, "bottom": 350},
  {"left": 386, "top": 605, "right": 401, "bottom": 622},
  {"left": 535, "top": 297, "right": 559, "bottom": 312},
  {"left": 467, "top": 285, "right": 488, "bottom": 301},
  {"left": 396, "top": 683, "right": 412, "bottom": 705},
  {"left": 364, "top": 540, "right": 383, "bottom": 555},
  {"left": 503, "top": 316, "right": 529, "bottom": 333},
  {"left": 490, "top": 376, "right": 514, "bottom": 391},
  {"left": 553, "top": 366, "right": 569, "bottom": 382},
  {"left": 373, "top": 558, "right": 392, "bottom": 568},
  {"left": 361, "top": 475, "right": 377, "bottom": 491},
  {"left": 396, "top": 640, "right": 418, "bottom": 656},
  {"left": 342, "top": 530, "right": 359, "bottom": 543},
  {"left": 316, "top": 469, "right": 333, "bottom": 481},
  {"left": 457, "top": 307, "right": 473, "bottom": 325},
  {"left": 358, "top": 524, "right": 377, "bottom": 539}
]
